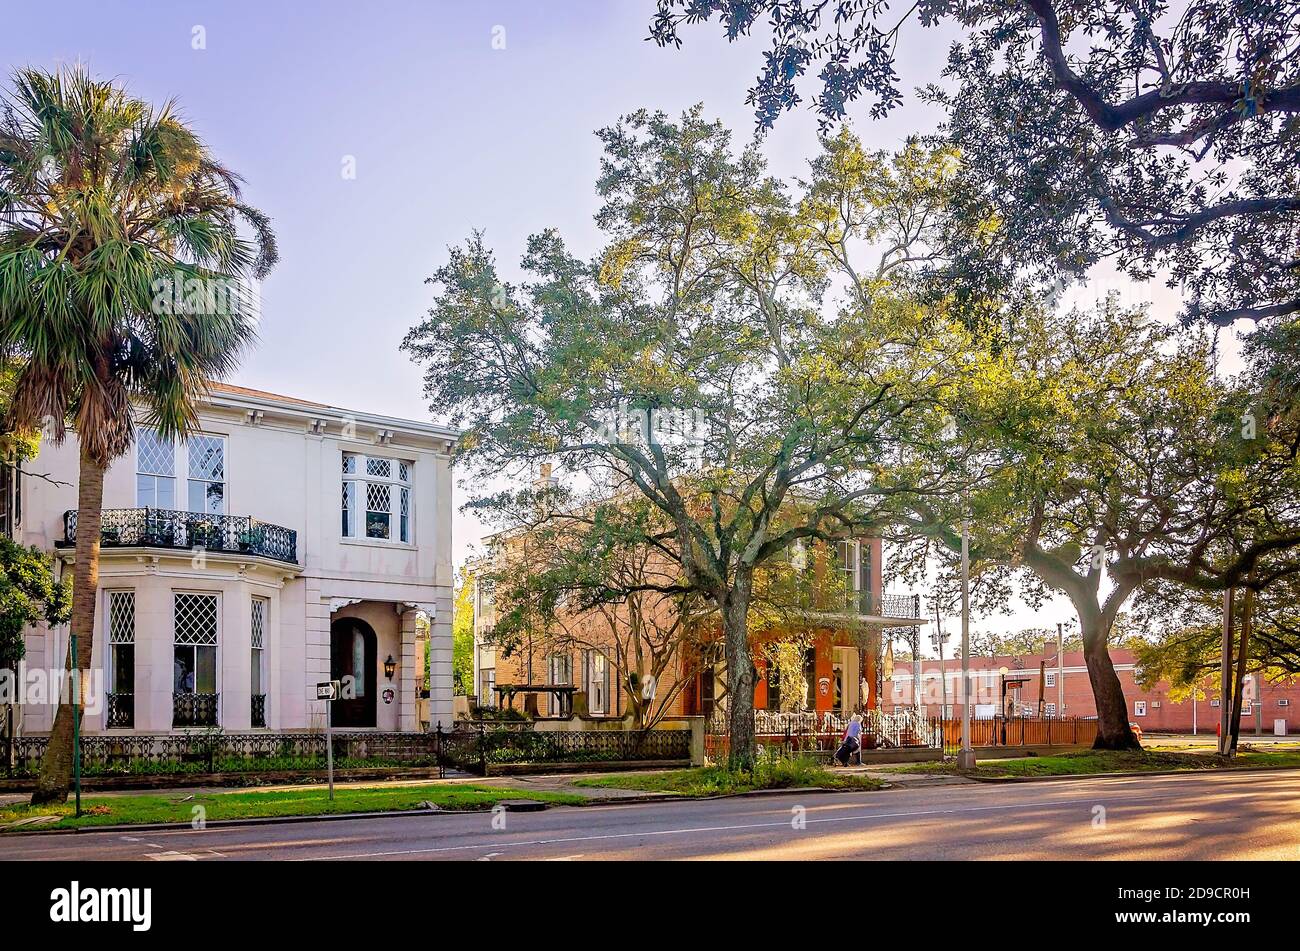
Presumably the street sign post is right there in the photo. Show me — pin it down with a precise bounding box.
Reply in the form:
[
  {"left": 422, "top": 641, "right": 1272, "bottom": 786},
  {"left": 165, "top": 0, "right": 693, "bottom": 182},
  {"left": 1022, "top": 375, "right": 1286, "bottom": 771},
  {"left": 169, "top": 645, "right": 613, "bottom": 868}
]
[{"left": 316, "top": 680, "right": 341, "bottom": 799}]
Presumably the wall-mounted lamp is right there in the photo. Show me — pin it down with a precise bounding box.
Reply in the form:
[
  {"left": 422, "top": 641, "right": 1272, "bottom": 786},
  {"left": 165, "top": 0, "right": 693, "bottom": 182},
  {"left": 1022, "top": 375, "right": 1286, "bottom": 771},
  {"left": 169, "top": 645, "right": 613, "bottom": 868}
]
[{"left": 384, "top": 655, "right": 397, "bottom": 680}]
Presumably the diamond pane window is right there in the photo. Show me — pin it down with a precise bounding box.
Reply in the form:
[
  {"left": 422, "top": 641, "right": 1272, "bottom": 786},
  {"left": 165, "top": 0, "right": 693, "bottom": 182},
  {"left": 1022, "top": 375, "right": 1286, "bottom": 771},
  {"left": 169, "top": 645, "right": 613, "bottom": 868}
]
[
  {"left": 137, "top": 430, "right": 175, "bottom": 476},
  {"left": 342, "top": 456, "right": 414, "bottom": 543},
  {"left": 136, "top": 430, "right": 177, "bottom": 508},
  {"left": 187, "top": 435, "right": 226, "bottom": 515},
  {"left": 366, "top": 483, "right": 391, "bottom": 539},
  {"left": 174, "top": 593, "right": 218, "bottom": 698},
  {"left": 251, "top": 598, "right": 266, "bottom": 650},
  {"left": 108, "top": 591, "right": 135, "bottom": 644},
  {"left": 251, "top": 597, "right": 267, "bottom": 703},
  {"left": 174, "top": 593, "right": 219, "bottom": 646},
  {"left": 342, "top": 481, "right": 356, "bottom": 536},
  {"left": 108, "top": 591, "right": 136, "bottom": 698}
]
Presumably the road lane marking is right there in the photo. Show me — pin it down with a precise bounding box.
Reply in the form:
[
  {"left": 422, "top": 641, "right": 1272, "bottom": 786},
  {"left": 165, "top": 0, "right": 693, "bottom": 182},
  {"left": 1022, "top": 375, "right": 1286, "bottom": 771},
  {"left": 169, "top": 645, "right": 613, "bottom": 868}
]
[{"left": 303, "top": 791, "right": 1205, "bottom": 860}]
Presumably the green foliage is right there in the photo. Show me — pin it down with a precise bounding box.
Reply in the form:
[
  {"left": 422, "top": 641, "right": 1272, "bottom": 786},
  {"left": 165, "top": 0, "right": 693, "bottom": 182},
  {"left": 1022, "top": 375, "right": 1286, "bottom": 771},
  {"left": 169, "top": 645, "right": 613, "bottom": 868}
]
[
  {"left": 404, "top": 106, "right": 994, "bottom": 759},
  {"left": 649, "top": 2, "right": 1300, "bottom": 330},
  {"left": 0, "top": 536, "right": 70, "bottom": 670},
  {"left": 574, "top": 753, "right": 885, "bottom": 796},
  {"left": 451, "top": 568, "right": 474, "bottom": 695},
  {"left": 0, "top": 66, "right": 275, "bottom": 463},
  {"left": 759, "top": 640, "right": 811, "bottom": 712},
  {"left": 1133, "top": 576, "right": 1300, "bottom": 699},
  {"left": 0, "top": 784, "right": 586, "bottom": 831}
]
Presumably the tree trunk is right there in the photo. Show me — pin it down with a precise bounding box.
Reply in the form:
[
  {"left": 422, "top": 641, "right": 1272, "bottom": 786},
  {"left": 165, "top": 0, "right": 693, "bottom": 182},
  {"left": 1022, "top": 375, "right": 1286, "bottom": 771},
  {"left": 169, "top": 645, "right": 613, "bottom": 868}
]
[
  {"left": 1079, "top": 611, "right": 1140, "bottom": 750},
  {"left": 30, "top": 446, "right": 104, "bottom": 805},
  {"left": 2, "top": 702, "right": 12, "bottom": 775},
  {"left": 1228, "top": 588, "right": 1253, "bottom": 757},
  {"left": 721, "top": 581, "right": 756, "bottom": 771}
]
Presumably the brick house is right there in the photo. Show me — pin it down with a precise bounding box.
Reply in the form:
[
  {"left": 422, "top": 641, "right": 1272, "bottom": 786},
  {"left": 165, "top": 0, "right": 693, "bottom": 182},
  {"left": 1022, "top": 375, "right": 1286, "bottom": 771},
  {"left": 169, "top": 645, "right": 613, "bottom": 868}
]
[
  {"left": 473, "top": 535, "right": 926, "bottom": 723},
  {"left": 889, "top": 648, "right": 1299, "bottom": 734}
]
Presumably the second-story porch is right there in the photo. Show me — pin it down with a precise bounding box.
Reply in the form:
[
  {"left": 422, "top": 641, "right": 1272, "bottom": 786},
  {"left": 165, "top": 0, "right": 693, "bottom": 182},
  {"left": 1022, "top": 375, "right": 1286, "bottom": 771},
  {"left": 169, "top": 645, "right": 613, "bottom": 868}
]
[{"left": 61, "top": 507, "right": 299, "bottom": 565}]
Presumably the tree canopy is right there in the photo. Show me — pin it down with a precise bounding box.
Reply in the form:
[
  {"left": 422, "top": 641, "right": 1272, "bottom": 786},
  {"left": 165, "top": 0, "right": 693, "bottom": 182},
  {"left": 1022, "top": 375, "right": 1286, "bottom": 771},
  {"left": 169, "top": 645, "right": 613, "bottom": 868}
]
[
  {"left": 648, "top": 2, "right": 1300, "bottom": 331},
  {"left": 405, "top": 106, "right": 990, "bottom": 765}
]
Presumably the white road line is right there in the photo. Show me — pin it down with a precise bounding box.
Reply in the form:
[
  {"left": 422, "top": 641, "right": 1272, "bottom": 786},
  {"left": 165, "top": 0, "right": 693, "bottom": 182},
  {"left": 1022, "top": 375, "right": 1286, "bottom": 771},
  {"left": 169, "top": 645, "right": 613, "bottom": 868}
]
[{"left": 303, "top": 791, "right": 1194, "bottom": 860}]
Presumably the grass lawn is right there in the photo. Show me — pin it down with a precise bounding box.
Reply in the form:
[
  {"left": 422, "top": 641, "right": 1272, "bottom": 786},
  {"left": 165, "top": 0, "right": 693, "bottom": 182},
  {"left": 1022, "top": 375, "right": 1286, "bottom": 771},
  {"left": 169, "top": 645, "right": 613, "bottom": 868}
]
[
  {"left": 574, "top": 763, "right": 886, "bottom": 797},
  {"left": 877, "top": 747, "right": 1300, "bottom": 778},
  {"left": 0, "top": 783, "right": 586, "bottom": 832}
]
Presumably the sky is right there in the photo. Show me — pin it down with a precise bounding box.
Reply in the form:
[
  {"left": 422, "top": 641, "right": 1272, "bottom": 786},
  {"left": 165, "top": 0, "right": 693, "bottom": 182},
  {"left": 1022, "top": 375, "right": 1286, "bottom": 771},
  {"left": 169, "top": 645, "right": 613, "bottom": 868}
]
[{"left": 4, "top": 1, "right": 1216, "bottom": 653}]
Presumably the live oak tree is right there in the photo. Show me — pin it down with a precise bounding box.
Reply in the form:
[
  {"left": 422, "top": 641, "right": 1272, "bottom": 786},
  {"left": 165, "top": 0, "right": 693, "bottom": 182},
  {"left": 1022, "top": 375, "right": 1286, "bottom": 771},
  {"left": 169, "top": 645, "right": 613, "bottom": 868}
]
[
  {"left": 902, "top": 301, "right": 1300, "bottom": 748},
  {"left": 479, "top": 491, "right": 707, "bottom": 729},
  {"left": 404, "top": 107, "right": 987, "bottom": 767},
  {"left": 0, "top": 67, "right": 276, "bottom": 803},
  {"left": 648, "top": 2, "right": 1300, "bottom": 334},
  {"left": 1133, "top": 572, "right": 1300, "bottom": 747}
]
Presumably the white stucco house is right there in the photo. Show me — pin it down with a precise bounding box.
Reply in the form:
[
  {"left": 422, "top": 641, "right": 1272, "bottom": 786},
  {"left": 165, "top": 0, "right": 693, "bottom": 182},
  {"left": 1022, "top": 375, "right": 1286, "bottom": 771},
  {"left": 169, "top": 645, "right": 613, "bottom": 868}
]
[{"left": 13, "top": 382, "right": 458, "bottom": 736}]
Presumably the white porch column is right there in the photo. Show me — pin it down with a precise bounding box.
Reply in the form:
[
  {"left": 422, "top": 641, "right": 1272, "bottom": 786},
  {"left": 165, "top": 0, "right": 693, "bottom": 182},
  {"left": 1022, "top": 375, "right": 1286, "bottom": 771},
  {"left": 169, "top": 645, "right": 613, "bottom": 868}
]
[
  {"left": 399, "top": 608, "right": 420, "bottom": 731},
  {"left": 428, "top": 596, "right": 454, "bottom": 731}
]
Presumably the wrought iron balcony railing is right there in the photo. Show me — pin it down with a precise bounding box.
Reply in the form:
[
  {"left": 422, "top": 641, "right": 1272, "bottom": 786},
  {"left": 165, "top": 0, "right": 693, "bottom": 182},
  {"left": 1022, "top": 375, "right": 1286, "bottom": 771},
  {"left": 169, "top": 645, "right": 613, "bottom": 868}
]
[
  {"left": 173, "top": 692, "right": 219, "bottom": 728},
  {"left": 251, "top": 694, "right": 267, "bottom": 729},
  {"left": 64, "top": 508, "right": 297, "bottom": 565},
  {"left": 850, "top": 591, "right": 921, "bottom": 619}
]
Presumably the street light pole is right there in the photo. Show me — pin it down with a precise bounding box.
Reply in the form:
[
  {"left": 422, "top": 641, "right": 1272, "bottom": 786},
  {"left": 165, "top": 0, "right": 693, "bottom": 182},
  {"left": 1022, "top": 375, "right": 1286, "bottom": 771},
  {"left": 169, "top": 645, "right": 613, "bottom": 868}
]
[{"left": 957, "top": 517, "right": 975, "bottom": 769}]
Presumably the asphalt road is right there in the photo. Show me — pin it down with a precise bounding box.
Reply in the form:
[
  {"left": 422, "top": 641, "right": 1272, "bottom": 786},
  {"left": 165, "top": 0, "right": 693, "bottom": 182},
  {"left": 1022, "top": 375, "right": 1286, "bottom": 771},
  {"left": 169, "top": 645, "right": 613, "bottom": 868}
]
[{"left": 3, "top": 769, "right": 1298, "bottom": 861}]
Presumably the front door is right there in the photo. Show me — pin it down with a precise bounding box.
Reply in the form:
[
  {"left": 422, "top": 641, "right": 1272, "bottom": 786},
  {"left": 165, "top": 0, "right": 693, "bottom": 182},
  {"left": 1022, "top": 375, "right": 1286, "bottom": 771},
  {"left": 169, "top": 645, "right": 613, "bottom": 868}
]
[{"left": 330, "top": 618, "right": 376, "bottom": 727}]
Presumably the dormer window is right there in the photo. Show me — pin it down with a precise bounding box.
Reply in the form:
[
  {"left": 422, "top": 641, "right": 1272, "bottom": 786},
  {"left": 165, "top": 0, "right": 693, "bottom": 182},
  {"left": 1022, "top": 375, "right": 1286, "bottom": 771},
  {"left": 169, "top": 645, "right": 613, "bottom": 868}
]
[{"left": 342, "top": 453, "right": 412, "bottom": 542}]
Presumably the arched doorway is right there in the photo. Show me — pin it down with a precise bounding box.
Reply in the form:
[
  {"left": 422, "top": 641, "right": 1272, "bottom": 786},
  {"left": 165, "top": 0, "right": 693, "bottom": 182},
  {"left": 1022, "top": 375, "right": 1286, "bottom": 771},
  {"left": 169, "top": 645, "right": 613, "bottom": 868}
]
[{"left": 330, "top": 617, "right": 377, "bottom": 728}]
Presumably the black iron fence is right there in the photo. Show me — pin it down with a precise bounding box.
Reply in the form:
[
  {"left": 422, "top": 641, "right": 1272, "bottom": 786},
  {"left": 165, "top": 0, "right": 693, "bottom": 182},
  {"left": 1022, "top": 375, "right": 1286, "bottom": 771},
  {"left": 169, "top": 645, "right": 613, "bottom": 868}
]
[
  {"left": 63, "top": 508, "right": 298, "bottom": 565},
  {"left": 6, "top": 725, "right": 692, "bottom": 779},
  {"left": 443, "top": 721, "right": 692, "bottom": 775},
  {"left": 7, "top": 731, "right": 444, "bottom": 778}
]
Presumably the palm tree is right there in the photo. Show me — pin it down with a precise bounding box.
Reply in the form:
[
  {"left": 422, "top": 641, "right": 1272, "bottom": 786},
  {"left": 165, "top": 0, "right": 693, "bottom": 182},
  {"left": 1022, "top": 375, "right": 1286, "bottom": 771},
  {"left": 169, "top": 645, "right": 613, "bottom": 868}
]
[{"left": 0, "top": 66, "right": 276, "bottom": 804}]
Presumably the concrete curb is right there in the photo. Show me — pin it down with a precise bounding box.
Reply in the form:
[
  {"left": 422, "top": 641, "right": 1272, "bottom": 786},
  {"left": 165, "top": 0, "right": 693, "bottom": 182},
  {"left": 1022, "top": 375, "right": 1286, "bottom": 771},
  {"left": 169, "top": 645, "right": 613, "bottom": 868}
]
[
  {"left": 962, "top": 764, "right": 1300, "bottom": 783},
  {"left": 1, "top": 781, "right": 897, "bottom": 835}
]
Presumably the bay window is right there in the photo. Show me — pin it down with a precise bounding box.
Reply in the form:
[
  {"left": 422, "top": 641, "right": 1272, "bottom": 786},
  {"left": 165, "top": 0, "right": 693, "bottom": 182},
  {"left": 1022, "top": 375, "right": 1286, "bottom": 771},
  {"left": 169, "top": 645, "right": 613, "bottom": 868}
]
[
  {"left": 251, "top": 597, "right": 268, "bottom": 728},
  {"left": 173, "top": 592, "right": 219, "bottom": 727},
  {"left": 106, "top": 590, "right": 135, "bottom": 728}
]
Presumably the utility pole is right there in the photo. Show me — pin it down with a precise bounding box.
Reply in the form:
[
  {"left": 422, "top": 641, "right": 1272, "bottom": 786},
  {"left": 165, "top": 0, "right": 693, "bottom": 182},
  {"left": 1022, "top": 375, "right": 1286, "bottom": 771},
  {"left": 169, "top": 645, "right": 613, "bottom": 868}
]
[
  {"left": 1056, "top": 622, "right": 1064, "bottom": 717},
  {"left": 932, "top": 603, "right": 948, "bottom": 718},
  {"left": 1219, "top": 589, "right": 1234, "bottom": 755},
  {"left": 957, "top": 518, "right": 975, "bottom": 769}
]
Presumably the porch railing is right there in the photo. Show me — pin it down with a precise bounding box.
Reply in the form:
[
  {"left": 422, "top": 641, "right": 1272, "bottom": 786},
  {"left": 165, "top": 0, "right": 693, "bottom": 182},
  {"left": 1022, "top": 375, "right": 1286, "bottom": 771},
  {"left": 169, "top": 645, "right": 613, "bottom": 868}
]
[
  {"left": 106, "top": 692, "right": 134, "bottom": 729},
  {"left": 172, "top": 692, "right": 219, "bottom": 728}
]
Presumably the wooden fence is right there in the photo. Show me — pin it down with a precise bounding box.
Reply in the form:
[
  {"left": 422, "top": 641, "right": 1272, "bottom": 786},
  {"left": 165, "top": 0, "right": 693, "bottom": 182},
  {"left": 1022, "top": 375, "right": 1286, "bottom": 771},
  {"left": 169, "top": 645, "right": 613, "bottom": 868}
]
[{"left": 936, "top": 716, "right": 1099, "bottom": 753}]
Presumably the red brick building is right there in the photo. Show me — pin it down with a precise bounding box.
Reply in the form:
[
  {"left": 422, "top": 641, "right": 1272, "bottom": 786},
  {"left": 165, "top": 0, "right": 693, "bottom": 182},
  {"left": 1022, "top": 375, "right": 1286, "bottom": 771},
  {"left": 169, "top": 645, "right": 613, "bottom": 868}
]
[{"left": 890, "top": 648, "right": 1299, "bottom": 735}]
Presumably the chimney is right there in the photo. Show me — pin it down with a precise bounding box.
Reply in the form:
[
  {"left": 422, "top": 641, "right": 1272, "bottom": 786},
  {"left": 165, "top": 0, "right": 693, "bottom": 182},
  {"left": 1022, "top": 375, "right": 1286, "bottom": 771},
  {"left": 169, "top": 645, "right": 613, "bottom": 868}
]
[{"left": 532, "top": 463, "right": 559, "bottom": 515}]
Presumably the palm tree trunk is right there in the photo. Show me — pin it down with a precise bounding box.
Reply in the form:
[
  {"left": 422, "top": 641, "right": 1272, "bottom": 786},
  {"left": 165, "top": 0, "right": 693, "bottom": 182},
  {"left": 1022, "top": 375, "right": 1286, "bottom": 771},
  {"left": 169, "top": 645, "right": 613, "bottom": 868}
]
[{"left": 30, "top": 446, "right": 104, "bottom": 805}]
